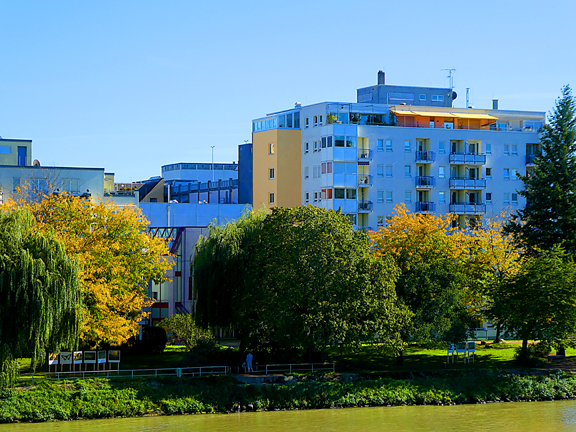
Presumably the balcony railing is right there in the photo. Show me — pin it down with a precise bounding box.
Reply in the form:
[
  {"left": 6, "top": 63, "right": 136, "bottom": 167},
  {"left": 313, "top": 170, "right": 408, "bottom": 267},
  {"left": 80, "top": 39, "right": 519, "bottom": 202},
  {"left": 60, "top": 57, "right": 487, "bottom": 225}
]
[
  {"left": 526, "top": 154, "right": 536, "bottom": 165},
  {"left": 415, "top": 176, "right": 436, "bottom": 188},
  {"left": 358, "top": 200, "right": 373, "bottom": 212},
  {"left": 449, "top": 202, "right": 486, "bottom": 214},
  {"left": 415, "top": 202, "right": 436, "bottom": 213},
  {"left": 449, "top": 153, "right": 487, "bottom": 165},
  {"left": 449, "top": 178, "right": 487, "bottom": 190},
  {"left": 358, "top": 149, "right": 372, "bottom": 161},
  {"left": 415, "top": 151, "right": 436, "bottom": 163},
  {"left": 358, "top": 175, "right": 372, "bottom": 186}
]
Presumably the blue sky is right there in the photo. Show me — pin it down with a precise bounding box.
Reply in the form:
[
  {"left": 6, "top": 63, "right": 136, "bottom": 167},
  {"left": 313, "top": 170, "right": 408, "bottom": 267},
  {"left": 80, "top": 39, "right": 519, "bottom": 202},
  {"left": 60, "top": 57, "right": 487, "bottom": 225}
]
[{"left": 1, "top": 0, "right": 574, "bottom": 182}]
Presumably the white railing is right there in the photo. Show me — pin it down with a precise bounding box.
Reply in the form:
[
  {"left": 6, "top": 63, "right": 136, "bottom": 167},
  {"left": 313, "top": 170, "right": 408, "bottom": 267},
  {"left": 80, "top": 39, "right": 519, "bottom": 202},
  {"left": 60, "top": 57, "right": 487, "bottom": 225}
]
[
  {"left": 263, "top": 363, "right": 335, "bottom": 375},
  {"left": 20, "top": 365, "right": 230, "bottom": 381}
]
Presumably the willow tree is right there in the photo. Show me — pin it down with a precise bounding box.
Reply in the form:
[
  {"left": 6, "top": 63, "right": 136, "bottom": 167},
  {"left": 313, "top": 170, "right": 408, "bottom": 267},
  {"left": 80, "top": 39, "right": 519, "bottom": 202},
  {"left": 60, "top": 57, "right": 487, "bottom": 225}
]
[{"left": 0, "top": 209, "right": 81, "bottom": 373}]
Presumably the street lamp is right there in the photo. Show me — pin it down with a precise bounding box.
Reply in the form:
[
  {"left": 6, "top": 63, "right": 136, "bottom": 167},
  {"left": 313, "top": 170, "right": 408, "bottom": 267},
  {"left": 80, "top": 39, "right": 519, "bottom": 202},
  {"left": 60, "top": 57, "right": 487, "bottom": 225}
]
[{"left": 211, "top": 146, "right": 215, "bottom": 183}]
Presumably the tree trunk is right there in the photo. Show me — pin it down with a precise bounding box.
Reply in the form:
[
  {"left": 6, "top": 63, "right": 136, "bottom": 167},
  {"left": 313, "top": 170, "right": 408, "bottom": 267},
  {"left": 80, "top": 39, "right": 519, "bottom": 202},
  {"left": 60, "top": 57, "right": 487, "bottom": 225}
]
[
  {"left": 396, "top": 350, "right": 404, "bottom": 366},
  {"left": 522, "top": 338, "right": 529, "bottom": 357},
  {"left": 494, "top": 322, "right": 501, "bottom": 343}
]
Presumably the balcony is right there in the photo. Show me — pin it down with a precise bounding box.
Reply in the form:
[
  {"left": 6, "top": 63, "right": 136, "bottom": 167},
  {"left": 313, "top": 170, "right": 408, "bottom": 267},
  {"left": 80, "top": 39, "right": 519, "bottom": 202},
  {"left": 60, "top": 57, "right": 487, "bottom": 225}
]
[
  {"left": 358, "top": 175, "right": 372, "bottom": 187},
  {"left": 449, "top": 178, "right": 487, "bottom": 190},
  {"left": 358, "top": 200, "right": 373, "bottom": 213},
  {"left": 415, "top": 202, "right": 436, "bottom": 214},
  {"left": 415, "top": 176, "right": 436, "bottom": 189},
  {"left": 449, "top": 153, "right": 487, "bottom": 165},
  {"left": 415, "top": 151, "right": 436, "bottom": 163},
  {"left": 449, "top": 202, "right": 486, "bottom": 214},
  {"left": 526, "top": 154, "right": 536, "bottom": 165},
  {"left": 358, "top": 149, "right": 372, "bottom": 161}
]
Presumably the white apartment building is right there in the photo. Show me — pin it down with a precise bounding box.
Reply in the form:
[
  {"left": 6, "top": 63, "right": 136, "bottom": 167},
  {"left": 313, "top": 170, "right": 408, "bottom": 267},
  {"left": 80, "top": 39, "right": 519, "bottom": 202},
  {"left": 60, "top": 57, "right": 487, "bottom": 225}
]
[{"left": 252, "top": 73, "right": 545, "bottom": 229}]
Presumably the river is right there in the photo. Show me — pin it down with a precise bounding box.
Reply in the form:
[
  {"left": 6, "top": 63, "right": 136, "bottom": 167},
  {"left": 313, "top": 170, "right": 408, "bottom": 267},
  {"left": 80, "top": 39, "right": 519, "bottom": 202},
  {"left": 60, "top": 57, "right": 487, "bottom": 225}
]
[{"left": 2, "top": 401, "right": 576, "bottom": 431}]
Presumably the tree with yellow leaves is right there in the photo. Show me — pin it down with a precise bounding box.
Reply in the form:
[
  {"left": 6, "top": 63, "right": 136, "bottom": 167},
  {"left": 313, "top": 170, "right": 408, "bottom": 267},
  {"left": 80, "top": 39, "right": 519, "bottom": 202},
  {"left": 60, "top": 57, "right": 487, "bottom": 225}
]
[{"left": 1, "top": 193, "right": 171, "bottom": 348}]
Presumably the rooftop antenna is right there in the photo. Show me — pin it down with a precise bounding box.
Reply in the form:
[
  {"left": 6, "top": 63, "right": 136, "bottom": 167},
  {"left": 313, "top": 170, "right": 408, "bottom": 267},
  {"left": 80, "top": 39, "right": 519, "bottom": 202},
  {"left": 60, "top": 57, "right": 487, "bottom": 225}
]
[{"left": 442, "top": 68, "right": 456, "bottom": 89}]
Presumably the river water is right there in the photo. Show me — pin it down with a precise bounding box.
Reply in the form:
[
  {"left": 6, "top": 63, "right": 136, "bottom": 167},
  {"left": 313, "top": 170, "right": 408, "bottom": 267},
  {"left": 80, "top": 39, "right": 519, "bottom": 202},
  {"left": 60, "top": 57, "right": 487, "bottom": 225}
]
[{"left": 3, "top": 401, "right": 576, "bottom": 431}]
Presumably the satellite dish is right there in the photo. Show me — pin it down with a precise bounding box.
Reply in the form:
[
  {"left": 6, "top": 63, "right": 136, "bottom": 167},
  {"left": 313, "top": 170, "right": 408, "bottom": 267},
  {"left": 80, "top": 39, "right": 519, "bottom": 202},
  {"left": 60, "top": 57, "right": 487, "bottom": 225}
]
[
  {"left": 452, "top": 91, "right": 458, "bottom": 100},
  {"left": 33, "top": 159, "right": 41, "bottom": 167}
]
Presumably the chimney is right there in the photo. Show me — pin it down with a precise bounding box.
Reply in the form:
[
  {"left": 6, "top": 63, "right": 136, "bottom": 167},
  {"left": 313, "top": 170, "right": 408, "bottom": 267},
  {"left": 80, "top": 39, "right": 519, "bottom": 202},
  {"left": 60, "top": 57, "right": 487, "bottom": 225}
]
[
  {"left": 492, "top": 99, "right": 499, "bottom": 110},
  {"left": 377, "top": 70, "right": 385, "bottom": 85}
]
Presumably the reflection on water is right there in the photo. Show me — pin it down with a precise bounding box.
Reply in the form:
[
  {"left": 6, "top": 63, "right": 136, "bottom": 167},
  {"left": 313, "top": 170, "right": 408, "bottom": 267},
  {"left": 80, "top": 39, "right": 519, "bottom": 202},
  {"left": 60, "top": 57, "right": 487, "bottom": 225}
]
[{"left": 3, "top": 401, "right": 576, "bottom": 432}]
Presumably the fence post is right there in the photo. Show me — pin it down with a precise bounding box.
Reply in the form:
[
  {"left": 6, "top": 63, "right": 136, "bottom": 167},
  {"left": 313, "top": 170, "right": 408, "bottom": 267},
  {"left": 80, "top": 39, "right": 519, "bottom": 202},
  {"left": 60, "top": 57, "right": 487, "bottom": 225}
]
[{"left": 311, "top": 364, "right": 314, "bottom": 373}]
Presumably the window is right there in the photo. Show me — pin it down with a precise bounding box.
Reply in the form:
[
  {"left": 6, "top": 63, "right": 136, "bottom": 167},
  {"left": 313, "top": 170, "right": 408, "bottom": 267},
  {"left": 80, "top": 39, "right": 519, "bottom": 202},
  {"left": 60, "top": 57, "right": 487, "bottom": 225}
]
[
  {"left": 432, "top": 95, "right": 445, "bottom": 102},
  {"left": 335, "top": 136, "right": 345, "bottom": 147},
  {"left": 313, "top": 141, "right": 318, "bottom": 152},
  {"left": 419, "top": 94, "right": 426, "bottom": 101},
  {"left": 486, "top": 193, "right": 492, "bottom": 204},
  {"left": 321, "top": 137, "right": 327, "bottom": 148},
  {"left": 346, "top": 189, "right": 357, "bottom": 199},
  {"left": 305, "top": 142, "right": 309, "bottom": 154},
  {"left": 269, "top": 168, "right": 275, "bottom": 179},
  {"left": 334, "top": 188, "right": 345, "bottom": 199},
  {"left": 504, "top": 168, "right": 510, "bottom": 180},
  {"left": 386, "top": 191, "right": 393, "bottom": 203},
  {"left": 377, "top": 216, "right": 384, "bottom": 226},
  {"left": 305, "top": 118, "right": 309, "bottom": 128},
  {"left": 12, "top": 177, "right": 20, "bottom": 193},
  {"left": 512, "top": 144, "right": 518, "bottom": 156},
  {"left": 405, "top": 191, "right": 412, "bottom": 203},
  {"left": 313, "top": 192, "right": 318, "bottom": 202},
  {"left": 321, "top": 188, "right": 333, "bottom": 199},
  {"left": 512, "top": 193, "right": 518, "bottom": 205},
  {"left": 0, "top": 146, "right": 11, "bottom": 154},
  {"left": 305, "top": 192, "right": 309, "bottom": 204},
  {"left": 504, "top": 144, "right": 510, "bottom": 155},
  {"left": 439, "top": 142, "right": 445, "bottom": 154},
  {"left": 485, "top": 143, "right": 492, "bottom": 155},
  {"left": 348, "top": 214, "right": 357, "bottom": 225},
  {"left": 269, "top": 143, "right": 275, "bottom": 155},
  {"left": 269, "top": 193, "right": 275, "bottom": 204},
  {"left": 404, "top": 140, "right": 411, "bottom": 152},
  {"left": 503, "top": 193, "right": 510, "bottom": 205},
  {"left": 386, "top": 165, "right": 393, "bottom": 178},
  {"left": 377, "top": 191, "right": 384, "bottom": 203},
  {"left": 439, "top": 166, "right": 445, "bottom": 178},
  {"left": 313, "top": 116, "right": 318, "bottom": 127},
  {"left": 319, "top": 115, "right": 323, "bottom": 125},
  {"left": 486, "top": 168, "right": 492, "bottom": 179},
  {"left": 512, "top": 168, "right": 519, "bottom": 180},
  {"left": 377, "top": 139, "right": 384, "bottom": 152},
  {"left": 377, "top": 165, "right": 384, "bottom": 177},
  {"left": 326, "top": 162, "right": 332, "bottom": 173},
  {"left": 404, "top": 165, "right": 411, "bottom": 177},
  {"left": 386, "top": 139, "right": 393, "bottom": 152},
  {"left": 304, "top": 167, "right": 309, "bottom": 179},
  {"left": 439, "top": 191, "right": 446, "bottom": 204},
  {"left": 327, "top": 136, "right": 333, "bottom": 148},
  {"left": 321, "top": 163, "right": 327, "bottom": 175}
]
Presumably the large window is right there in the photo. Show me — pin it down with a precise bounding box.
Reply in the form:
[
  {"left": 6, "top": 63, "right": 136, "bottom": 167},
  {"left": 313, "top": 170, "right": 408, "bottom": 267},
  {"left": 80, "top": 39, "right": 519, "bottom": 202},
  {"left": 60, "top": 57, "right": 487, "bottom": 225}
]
[
  {"left": 334, "top": 136, "right": 357, "bottom": 148},
  {"left": 333, "top": 162, "right": 357, "bottom": 175}
]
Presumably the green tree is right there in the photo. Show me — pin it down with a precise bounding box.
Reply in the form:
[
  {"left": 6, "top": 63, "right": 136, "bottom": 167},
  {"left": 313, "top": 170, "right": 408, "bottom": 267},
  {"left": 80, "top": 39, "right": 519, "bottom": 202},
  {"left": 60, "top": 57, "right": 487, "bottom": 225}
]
[
  {"left": 240, "top": 207, "right": 410, "bottom": 356},
  {"left": 159, "top": 314, "right": 212, "bottom": 351},
  {"left": 504, "top": 85, "right": 576, "bottom": 253},
  {"left": 0, "top": 209, "right": 81, "bottom": 374},
  {"left": 495, "top": 246, "right": 576, "bottom": 358}
]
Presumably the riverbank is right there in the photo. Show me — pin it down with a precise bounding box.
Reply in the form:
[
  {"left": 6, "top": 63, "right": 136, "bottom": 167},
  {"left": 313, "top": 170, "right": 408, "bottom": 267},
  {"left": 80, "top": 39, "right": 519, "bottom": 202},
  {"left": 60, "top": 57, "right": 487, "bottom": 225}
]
[{"left": 2, "top": 370, "right": 576, "bottom": 423}]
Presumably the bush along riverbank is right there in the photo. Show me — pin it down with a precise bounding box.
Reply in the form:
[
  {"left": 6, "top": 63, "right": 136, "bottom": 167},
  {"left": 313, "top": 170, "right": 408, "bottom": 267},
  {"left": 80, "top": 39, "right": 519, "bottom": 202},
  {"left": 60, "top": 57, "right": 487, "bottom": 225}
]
[{"left": 2, "top": 370, "right": 576, "bottom": 423}]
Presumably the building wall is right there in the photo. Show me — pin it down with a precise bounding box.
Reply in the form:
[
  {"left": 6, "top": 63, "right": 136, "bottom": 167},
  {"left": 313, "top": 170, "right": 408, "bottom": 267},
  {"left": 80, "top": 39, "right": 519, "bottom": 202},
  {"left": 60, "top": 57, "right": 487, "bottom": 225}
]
[
  {"left": 238, "top": 143, "right": 253, "bottom": 205},
  {"left": 162, "top": 162, "right": 239, "bottom": 182},
  {"left": 139, "top": 202, "right": 251, "bottom": 228},
  {"left": 0, "top": 166, "right": 105, "bottom": 201},
  {"left": 253, "top": 128, "right": 301, "bottom": 210},
  {"left": 0, "top": 138, "right": 32, "bottom": 166}
]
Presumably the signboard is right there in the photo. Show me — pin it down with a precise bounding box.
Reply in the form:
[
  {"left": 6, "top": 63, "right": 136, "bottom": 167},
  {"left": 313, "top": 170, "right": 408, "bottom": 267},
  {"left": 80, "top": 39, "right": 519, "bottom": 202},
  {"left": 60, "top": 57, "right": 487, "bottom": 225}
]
[
  {"left": 108, "top": 350, "right": 121, "bottom": 363},
  {"left": 60, "top": 352, "right": 73, "bottom": 365},
  {"left": 73, "top": 351, "right": 83, "bottom": 365},
  {"left": 97, "top": 350, "right": 107, "bottom": 364},
  {"left": 84, "top": 351, "right": 96, "bottom": 364},
  {"left": 48, "top": 353, "right": 59, "bottom": 366}
]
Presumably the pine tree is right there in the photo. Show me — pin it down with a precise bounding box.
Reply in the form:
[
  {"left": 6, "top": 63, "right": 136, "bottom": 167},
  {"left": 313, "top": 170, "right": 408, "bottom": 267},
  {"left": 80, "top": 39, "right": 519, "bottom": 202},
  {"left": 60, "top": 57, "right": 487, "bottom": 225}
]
[{"left": 504, "top": 85, "right": 576, "bottom": 253}]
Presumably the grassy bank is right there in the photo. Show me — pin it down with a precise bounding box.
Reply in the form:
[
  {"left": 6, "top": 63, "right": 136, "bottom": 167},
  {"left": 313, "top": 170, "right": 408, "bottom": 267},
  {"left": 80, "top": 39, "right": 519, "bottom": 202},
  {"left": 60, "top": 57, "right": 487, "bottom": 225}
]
[{"left": 2, "top": 371, "right": 576, "bottom": 423}]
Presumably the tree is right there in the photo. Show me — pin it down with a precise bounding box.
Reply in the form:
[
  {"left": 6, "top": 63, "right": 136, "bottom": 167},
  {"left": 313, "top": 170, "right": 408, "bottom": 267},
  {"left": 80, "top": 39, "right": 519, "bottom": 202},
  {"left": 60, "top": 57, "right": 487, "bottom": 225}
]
[
  {"left": 504, "top": 85, "right": 576, "bottom": 253},
  {"left": 159, "top": 314, "right": 212, "bottom": 351},
  {"left": 0, "top": 209, "right": 81, "bottom": 372},
  {"left": 494, "top": 246, "right": 576, "bottom": 358},
  {"left": 193, "top": 207, "right": 410, "bottom": 356},
  {"left": 370, "top": 205, "right": 477, "bottom": 344},
  {"left": 1, "top": 193, "right": 172, "bottom": 348}
]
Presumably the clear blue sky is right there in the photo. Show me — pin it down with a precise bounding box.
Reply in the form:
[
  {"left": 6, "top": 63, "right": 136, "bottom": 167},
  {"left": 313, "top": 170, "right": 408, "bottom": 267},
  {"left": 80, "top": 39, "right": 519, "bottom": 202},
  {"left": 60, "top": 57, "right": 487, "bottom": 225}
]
[{"left": 1, "top": 0, "right": 574, "bottom": 182}]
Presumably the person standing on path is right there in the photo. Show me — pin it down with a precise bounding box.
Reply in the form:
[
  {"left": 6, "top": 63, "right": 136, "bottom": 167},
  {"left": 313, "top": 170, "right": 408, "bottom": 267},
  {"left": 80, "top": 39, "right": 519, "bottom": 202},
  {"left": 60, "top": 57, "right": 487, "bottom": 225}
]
[{"left": 246, "top": 353, "right": 253, "bottom": 373}]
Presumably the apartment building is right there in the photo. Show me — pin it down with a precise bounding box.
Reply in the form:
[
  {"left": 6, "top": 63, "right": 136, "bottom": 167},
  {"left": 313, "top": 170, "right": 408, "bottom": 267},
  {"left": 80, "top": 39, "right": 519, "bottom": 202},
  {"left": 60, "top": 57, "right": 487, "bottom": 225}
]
[{"left": 252, "top": 73, "right": 545, "bottom": 229}]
